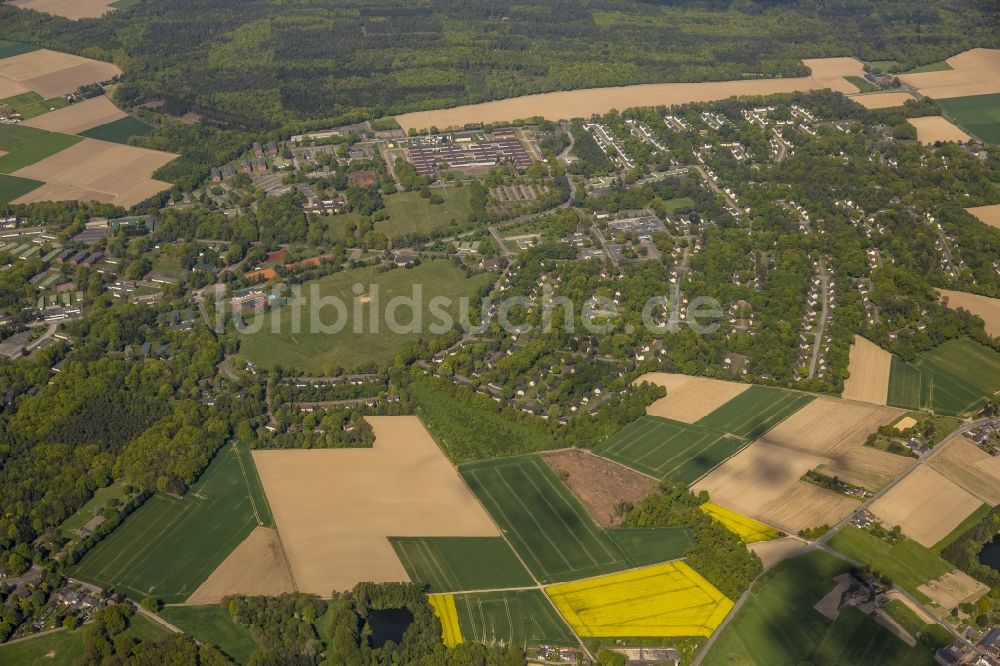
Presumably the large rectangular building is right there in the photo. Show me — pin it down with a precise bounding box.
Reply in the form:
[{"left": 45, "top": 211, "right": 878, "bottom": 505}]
[{"left": 405, "top": 130, "right": 533, "bottom": 176}]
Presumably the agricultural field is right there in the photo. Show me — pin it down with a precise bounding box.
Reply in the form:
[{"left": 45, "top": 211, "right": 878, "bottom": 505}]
[
  {"left": 703, "top": 550, "right": 936, "bottom": 666},
  {"left": 749, "top": 537, "right": 809, "bottom": 571},
  {"left": 841, "top": 335, "right": 892, "bottom": 405},
  {"left": 937, "top": 93, "right": 1000, "bottom": 143},
  {"left": 459, "top": 455, "right": 629, "bottom": 583},
  {"left": 71, "top": 442, "right": 269, "bottom": 603},
  {"left": 389, "top": 537, "right": 534, "bottom": 593},
  {"left": 899, "top": 48, "right": 1000, "bottom": 99},
  {"left": 9, "top": 0, "right": 119, "bottom": 20},
  {"left": 0, "top": 48, "right": 122, "bottom": 99},
  {"left": 253, "top": 417, "right": 499, "bottom": 594},
  {"left": 186, "top": 526, "right": 294, "bottom": 603},
  {"left": 22, "top": 96, "right": 126, "bottom": 135},
  {"left": 160, "top": 604, "right": 259, "bottom": 664},
  {"left": 699, "top": 502, "right": 780, "bottom": 543},
  {"left": 427, "top": 594, "right": 462, "bottom": 647},
  {"left": 452, "top": 589, "right": 577, "bottom": 648},
  {"left": 845, "top": 75, "right": 878, "bottom": 93},
  {"left": 908, "top": 116, "right": 971, "bottom": 144},
  {"left": 545, "top": 561, "right": 733, "bottom": 638},
  {"left": 606, "top": 527, "right": 695, "bottom": 568},
  {"left": 967, "top": 204, "right": 1000, "bottom": 230},
  {"left": 0, "top": 614, "right": 166, "bottom": 666},
  {"left": 939, "top": 289, "right": 1000, "bottom": 337},
  {"left": 928, "top": 437, "right": 1000, "bottom": 506},
  {"left": 372, "top": 187, "right": 473, "bottom": 238},
  {"left": 81, "top": 115, "right": 156, "bottom": 144},
  {"left": 237, "top": 261, "right": 494, "bottom": 373},
  {"left": 0, "top": 173, "right": 42, "bottom": 205},
  {"left": 0, "top": 90, "right": 68, "bottom": 120},
  {"left": 634, "top": 372, "right": 751, "bottom": 423},
  {"left": 0, "top": 124, "right": 82, "bottom": 173},
  {"left": 593, "top": 416, "right": 748, "bottom": 484},
  {"left": 887, "top": 338, "right": 1000, "bottom": 415},
  {"left": 695, "top": 385, "right": 814, "bottom": 440},
  {"left": 847, "top": 91, "right": 916, "bottom": 109},
  {"left": 541, "top": 449, "right": 658, "bottom": 527},
  {"left": 0, "top": 40, "right": 37, "bottom": 60}
]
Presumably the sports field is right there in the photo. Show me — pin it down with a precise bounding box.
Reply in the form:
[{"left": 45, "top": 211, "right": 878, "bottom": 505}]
[
  {"left": 81, "top": 115, "right": 156, "bottom": 144},
  {"left": 545, "top": 561, "right": 733, "bottom": 638},
  {"left": 428, "top": 594, "right": 463, "bottom": 647},
  {"left": 0, "top": 173, "right": 42, "bottom": 205},
  {"left": 390, "top": 537, "right": 534, "bottom": 592},
  {"left": 938, "top": 93, "right": 1000, "bottom": 143},
  {"left": 160, "top": 603, "right": 259, "bottom": 664},
  {"left": 459, "top": 455, "right": 629, "bottom": 583},
  {"left": 607, "top": 527, "right": 695, "bottom": 567},
  {"left": 452, "top": 589, "right": 577, "bottom": 647},
  {"left": 593, "top": 416, "right": 748, "bottom": 484},
  {"left": 238, "top": 261, "right": 494, "bottom": 373},
  {"left": 695, "top": 385, "right": 814, "bottom": 439},
  {"left": 703, "top": 550, "right": 936, "bottom": 665},
  {"left": 699, "top": 502, "right": 780, "bottom": 543},
  {"left": 373, "top": 187, "right": 473, "bottom": 238},
  {"left": 887, "top": 338, "right": 1000, "bottom": 415},
  {"left": 0, "top": 125, "right": 82, "bottom": 174},
  {"left": 72, "top": 442, "right": 269, "bottom": 603}
]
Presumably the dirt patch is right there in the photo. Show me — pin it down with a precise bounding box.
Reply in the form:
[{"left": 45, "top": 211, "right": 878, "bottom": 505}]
[
  {"left": 395, "top": 57, "right": 864, "bottom": 131},
  {"left": 814, "top": 574, "right": 851, "bottom": 620},
  {"left": 12, "top": 138, "right": 177, "bottom": 208},
  {"left": 899, "top": 48, "right": 1000, "bottom": 99},
  {"left": 349, "top": 170, "right": 377, "bottom": 188},
  {"left": 749, "top": 537, "right": 808, "bottom": 570},
  {"left": 939, "top": 289, "right": 1000, "bottom": 337},
  {"left": 634, "top": 372, "right": 751, "bottom": 423},
  {"left": 894, "top": 417, "right": 917, "bottom": 431},
  {"left": 541, "top": 449, "right": 658, "bottom": 527},
  {"left": 918, "top": 570, "right": 989, "bottom": 614},
  {"left": 9, "top": 0, "right": 117, "bottom": 20},
  {"left": 0, "top": 49, "right": 122, "bottom": 99},
  {"left": 967, "top": 204, "right": 1000, "bottom": 230},
  {"left": 929, "top": 436, "right": 1000, "bottom": 505},
  {"left": 22, "top": 96, "right": 126, "bottom": 134},
  {"left": 186, "top": 527, "right": 295, "bottom": 603},
  {"left": 870, "top": 465, "right": 982, "bottom": 547},
  {"left": 847, "top": 91, "right": 916, "bottom": 109},
  {"left": 908, "top": 116, "right": 971, "bottom": 144},
  {"left": 841, "top": 336, "right": 892, "bottom": 405},
  {"left": 252, "top": 416, "right": 499, "bottom": 595}
]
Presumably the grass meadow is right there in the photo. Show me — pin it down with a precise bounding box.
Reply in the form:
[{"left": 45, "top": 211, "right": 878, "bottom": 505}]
[
  {"left": 389, "top": 537, "right": 534, "bottom": 592},
  {"left": 375, "top": 187, "right": 473, "bottom": 238},
  {"left": 0, "top": 125, "right": 81, "bottom": 174},
  {"left": 160, "top": 603, "right": 259, "bottom": 664},
  {"left": 81, "top": 115, "right": 155, "bottom": 144},
  {"left": 0, "top": 91, "right": 68, "bottom": 120},
  {"left": 0, "top": 173, "right": 43, "bottom": 205},
  {"left": 0, "top": 614, "right": 165, "bottom": 666},
  {"left": 452, "top": 589, "right": 577, "bottom": 647},
  {"left": 938, "top": 93, "right": 1000, "bottom": 144},
  {"left": 695, "top": 385, "right": 814, "bottom": 439}
]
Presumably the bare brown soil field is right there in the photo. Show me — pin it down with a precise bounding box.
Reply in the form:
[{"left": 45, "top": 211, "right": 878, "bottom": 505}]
[
  {"left": 0, "top": 79, "right": 29, "bottom": 99},
  {"left": 847, "top": 91, "right": 916, "bottom": 109},
  {"left": 814, "top": 574, "right": 851, "bottom": 620},
  {"left": 938, "top": 289, "right": 1000, "bottom": 337},
  {"left": 869, "top": 465, "right": 982, "bottom": 547},
  {"left": 753, "top": 397, "right": 902, "bottom": 458},
  {"left": 749, "top": 537, "right": 808, "bottom": 571},
  {"left": 541, "top": 449, "right": 658, "bottom": 527},
  {"left": 755, "top": 481, "right": 860, "bottom": 535},
  {"left": 252, "top": 416, "right": 499, "bottom": 595},
  {"left": 928, "top": 437, "right": 1000, "bottom": 505},
  {"left": 9, "top": 0, "right": 117, "bottom": 20},
  {"left": 966, "top": 204, "right": 1000, "bottom": 230},
  {"left": 841, "top": 336, "right": 892, "bottom": 405},
  {"left": 899, "top": 49, "right": 1000, "bottom": 99},
  {"left": 0, "top": 151, "right": 6, "bottom": 158},
  {"left": 396, "top": 57, "right": 864, "bottom": 132},
  {"left": 186, "top": 527, "right": 295, "bottom": 604},
  {"left": 0, "top": 50, "right": 122, "bottom": 99},
  {"left": 12, "top": 138, "right": 176, "bottom": 208},
  {"left": 894, "top": 416, "right": 917, "bottom": 431},
  {"left": 908, "top": 116, "right": 972, "bottom": 144},
  {"left": 814, "top": 447, "right": 910, "bottom": 492},
  {"left": 634, "top": 372, "right": 751, "bottom": 423},
  {"left": 918, "top": 570, "right": 989, "bottom": 615},
  {"left": 22, "top": 96, "right": 126, "bottom": 134}
]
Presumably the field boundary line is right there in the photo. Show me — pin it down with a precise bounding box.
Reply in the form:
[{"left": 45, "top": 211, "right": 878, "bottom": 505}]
[{"left": 230, "top": 441, "right": 262, "bottom": 525}]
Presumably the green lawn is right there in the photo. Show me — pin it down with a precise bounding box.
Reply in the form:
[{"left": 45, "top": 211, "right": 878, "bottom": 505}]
[
  {"left": 237, "top": 261, "right": 494, "bottom": 373},
  {"left": 0, "top": 614, "right": 166, "bottom": 666},
  {"left": 58, "top": 482, "right": 130, "bottom": 537},
  {"left": 160, "top": 604, "right": 259, "bottom": 664},
  {"left": 846, "top": 76, "right": 879, "bottom": 93},
  {"left": 904, "top": 61, "right": 953, "bottom": 74},
  {"left": 0, "top": 125, "right": 82, "bottom": 174},
  {"left": 695, "top": 386, "right": 814, "bottom": 440},
  {"left": 888, "top": 339, "right": 1000, "bottom": 415},
  {"left": 703, "top": 550, "right": 936, "bottom": 665},
  {"left": 389, "top": 537, "right": 535, "bottom": 592},
  {"left": 867, "top": 60, "right": 900, "bottom": 73},
  {"left": 0, "top": 40, "right": 38, "bottom": 59},
  {"left": 607, "top": 527, "right": 695, "bottom": 568},
  {"left": 0, "top": 173, "right": 43, "bottom": 205},
  {"left": 111, "top": 0, "right": 142, "bottom": 8},
  {"left": 452, "top": 589, "right": 577, "bottom": 648},
  {"left": 938, "top": 93, "right": 1000, "bottom": 144},
  {"left": 594, "top": 416, "right": 748, "bottom": 483},
  {"left": 72, "top": 442, "right": 270, "bottom": 603},
  {"left": 828, "top": 526, "right": 952, "bottom": 603},
  {"left": 459, "top": 455, "right": 629, "bottom": 583},
  {"left": 81, "top": 116, "right": 155, "bottom": 144},
  {"left": 662, "top": 196, "right": 695, "bottom": 213},
  {"left": 0, "top": 92, "right": 69, "bottom": 120},
  {"left": 374, "top": 187, "right": 473, "bottom": 238},
  {"left": 882, "top": 600, "right": 953, "bottom": 650}
]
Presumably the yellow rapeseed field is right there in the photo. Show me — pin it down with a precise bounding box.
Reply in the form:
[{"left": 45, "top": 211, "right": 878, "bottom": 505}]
[
  {"left": 700, "top": 502, "right": 781, "bottom": 543},
  {"left": 428, "top": 594, "right": 463, "bottom": 647},
  {"left": 544, "top": 561, "right": 733, "bottom": 637}
]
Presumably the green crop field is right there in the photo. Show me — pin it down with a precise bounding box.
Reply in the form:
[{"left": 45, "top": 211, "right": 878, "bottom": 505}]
[
  {"left": 237, "top": 261, "right": 494, "bottom": 373},
  {"left": 453, "top": 589, "right": 577, "bottom": 648},
  {"left": 938, "top": 93, "right": 1000, "bottom": 144},
  {"left": 695, "top": 386, "right": 814, "bottom": 440},
  {"left": 0, "top": 92, "right": 69, "bottom": 120},
  {"left": 888, "top": 339, "right": 1000, "bottom": 415},
  {"left": 607, "top": 527, "right": 695, "bottom": 568},
  {"left": 460, "top": 455, "right": 629, "bottom": 583},
  {"left": 0, "top": 40, "right": 38, "bottom": 59},
  {"left": 72, "top": 442, "right": 270, "bottom": 602},
  {"left": 374, "top": 187, "right": 473, "bottom": 238},
  {"left": 0, "top": 614, "right": 165, "bottom": 666},
  {"left": 828, "top": 526, "right": 952, "bottom": 603},
  {"left": 390, "top": 537, "right": 534, "bottom": 592},
  {"left": 81, "top": 115, "right": 155, "bottom": 144},
  {"left": 846, "top": 76, "right": 878, "bottom": 93},
  {"left": 904, "top": 61, "right": 953, "bottom": 74},
  {"left": 161, "top": 604, "right": 259, "bottom": 664},
  {"left": 703, "top": 550, "right": 936, "bottom": 665},
  {"left": 593, "top": 416, "right": 748, "bottom": 483},
  {"left": 0, "top": 173, "right": 42, "bottom": 205},
  {"left": 0, "top": 125, "right": 82, "bottom": 174}
]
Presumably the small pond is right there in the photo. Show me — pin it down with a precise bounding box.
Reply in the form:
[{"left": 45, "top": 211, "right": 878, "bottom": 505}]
[
  {"left": 367, "top": 607, "right": 413, "bottom": 648},
  {"left": 979, "top": 534, "right": 1000, "bottom": 572}
]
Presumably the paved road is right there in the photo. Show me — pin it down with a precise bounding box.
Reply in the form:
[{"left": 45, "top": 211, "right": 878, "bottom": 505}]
[{"left": 807, "top": 259, "right": 830, "bottom": 379}]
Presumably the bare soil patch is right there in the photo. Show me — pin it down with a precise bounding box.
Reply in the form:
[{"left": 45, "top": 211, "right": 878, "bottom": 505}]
[
  {"left": 814, "top": 574, "right": 850, "bottom": 620},
  {"left": 252, "top": 416, "right": 499, "bottom": 595},
  {"left": 966, "top": 204, "right": 1000, "bottom": 230},
  {"left": 749, "top": 537, "right": 808, "bottom": 570},
  {"left": 9, "top": 0, "right": 117, "bottom": 20},
  {"left": 752, "top": 397, "right": 902, "bottom": 458},
  {"left": 918, "top": 570, "right": 989, "bottom": 614},
  {"left": 22, "top": 96, "right": 126, "bottom": 134},
  {"left": 541, "top": 449, "right": 658, "bottom": 527},
  {"left": 908, "top": 116, "right": 971, "bottom": 144},
  {"left": 0, "top": 49, "right": 122, "bottom": 99},
  {"left": 899, "top": 48, "right": 1000, "bottom": 99},
  {"left": 894, "top": 416, "right": 917, "bottom": 431},
  {"left": 841, "top": 336, "right": 892, "bottom": 405},
  {"left": 847, "top": 91, "right": 916, "bottom": 109},
  {"left": 635, "top": 372, "right": 751, "bottom": 423},
  {"left": 814, "top": 447, "right": 909, "bottom": 492},
  {"left": 396, "top": 57, "right": 864, "bottom": 131},
  {"left": 186, "top": 527, "right": 295, "bottom": 603},
  {"left": 869, "top": 465, "right": 982, "bottom": 547},
  {"left": 756, "top": 481, "right": 859, "bottom": 535},
  {"left": 929, "top": 436, "right": 1000, "bottom": 505},
  {"left": 938, "top": 289, "right": 1000, "bottom": 337}
]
